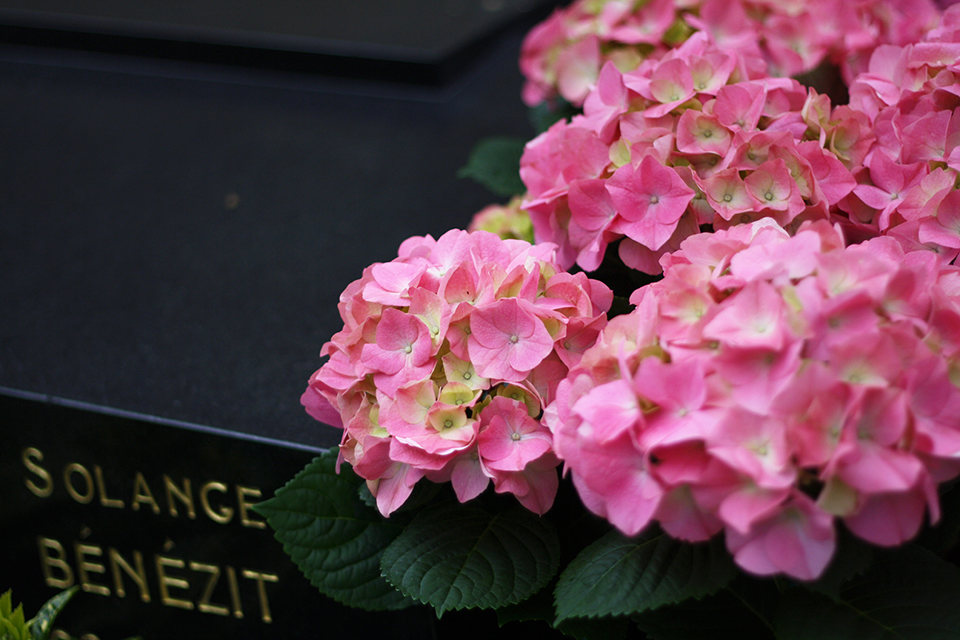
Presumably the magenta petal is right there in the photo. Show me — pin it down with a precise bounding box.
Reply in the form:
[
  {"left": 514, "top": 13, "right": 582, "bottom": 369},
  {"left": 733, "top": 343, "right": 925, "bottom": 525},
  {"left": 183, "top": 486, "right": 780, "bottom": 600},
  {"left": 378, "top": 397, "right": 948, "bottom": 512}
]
[
  {"left": 843, "top": 490, "right": 927, "bottom": 547},
  {"left": 572, "top": 378, "right": 640, "bottom": 443},
  {"left": 478, "top": 397, "right": 553, "bottom": 471},
  {"left": 364, "top": 260, "right": 426, "bottom": 306},
  {"left": 570, "top": 433, "right": 664, "bottom": 536},
  {"left": 702, "top": 281, "right": 788, "bottom": 350},
  {"left": 362, "top": 308, "right": 433, "bottom": 375},
  {"left": 836, "top": 444, "right": 924, "bottom": 494},
  {"left": 516, "top": 464, "right": 559, "bottom": 515},
  {"left": 718, "top": 486, "right": 790, "bottom": 534},
  {"left": 372, "top": 463, "right": 425, "bottom": 517},
  {"left": 656, "top": 485, "right": 724, "bottom": 542},
  {"left": 301, "top": 386, "right": 343, "bottom": 428},
  {"left": 608, "top": 156, "right": 695, "bottom": 250},
  {"left": 450, "top": 452, "right": 491, "bottom": 503},
  {"left": 491, "top": 459, "right": 559, "bottom": 515},
  {"left": 469, "top": 298, "right": 554, "bottom": 379},
  {"left": 727, "top": 493, "right": 835, "bottom": 581}
]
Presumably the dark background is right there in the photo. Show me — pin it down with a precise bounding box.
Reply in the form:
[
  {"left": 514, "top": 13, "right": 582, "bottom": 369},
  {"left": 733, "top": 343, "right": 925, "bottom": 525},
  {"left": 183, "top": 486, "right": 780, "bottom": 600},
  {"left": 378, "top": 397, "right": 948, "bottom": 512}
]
[{"left": 0, "top": 0, "right": 558, "bottom": 450}]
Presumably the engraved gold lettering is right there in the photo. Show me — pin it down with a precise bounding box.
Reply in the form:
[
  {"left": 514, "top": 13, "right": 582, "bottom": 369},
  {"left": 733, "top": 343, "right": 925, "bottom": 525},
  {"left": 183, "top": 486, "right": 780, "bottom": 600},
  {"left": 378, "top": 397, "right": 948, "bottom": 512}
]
[
  {"left": 132, "top": 472, "right": 161, "bottom": 514},
  {"left": 236, "top": 485, "right": 266, "bottom": 529},
  {"left": 109, "top": 547, "right": 150, "bottom": 602},
  {"left": 155, "top": 555, "right": 193, "bottom": 610},
  {"left": 40, "top": 537, "right": 282, "bottom": 624},
  {"left": 38, "top": 537, "right": 74, "bottom": 588},
  {"left": 242, "top": 570, "right": 278, "bottom": 624},
  {"left": 63, "top": 463, "right": 94, "bottom": 504},
  {"left": 199, "top": 481, "right": 233, "bottom": 524},
  {"left": 189, "top": 562, "right": 228, "bottom": 616},
  {"left": 74, "top": 543, "right": 110, "bottom": 596},
  {"left": 163, "top": 475, "right": 196, "bottom": 519},
  {"left": 94, "top": 466, "right": 124, "bottom": 508},
  {"left": 22, "top": 447, "right": 53, "bottom": 497},
  {"left": 226, "top": 565, "right": 243, "bottom": 619}
]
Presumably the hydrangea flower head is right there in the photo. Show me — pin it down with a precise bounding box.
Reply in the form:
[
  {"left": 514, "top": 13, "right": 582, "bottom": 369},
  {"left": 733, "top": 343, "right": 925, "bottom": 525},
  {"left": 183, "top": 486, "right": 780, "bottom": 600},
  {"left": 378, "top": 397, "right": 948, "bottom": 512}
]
[
  {"left": 519, "top": 0, "right": 942, "bottom": 109},
  {"left": 839, "top": 4, "right": 960, "bottom": 261},
  {"left": 303, "top": 229, "right": 612, "bottom": 516},
  {"left": 520, "top": 35, "right": 859, "bottom": 275},
  {"left": 546, "top": 219, "right": 960, "bottom": 580}
]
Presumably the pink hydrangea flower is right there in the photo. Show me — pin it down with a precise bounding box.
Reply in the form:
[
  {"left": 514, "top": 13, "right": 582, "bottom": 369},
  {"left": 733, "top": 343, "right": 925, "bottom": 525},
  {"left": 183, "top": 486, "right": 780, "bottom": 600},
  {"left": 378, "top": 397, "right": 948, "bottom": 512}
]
[
  {"left": 519, "top": 0, "right": 942, "bottom": 108},
  {"left": 546, "top": 218, "right": 960, "bottom": 581},
  {"left": 838, "top": 5, "right": 960, "bottom": 262},
  {"left": 303, "top": 229, "right": 612, "bottom": 516},
  {"left": 519, "top": 35, "right": 859, "bottom": 275}
]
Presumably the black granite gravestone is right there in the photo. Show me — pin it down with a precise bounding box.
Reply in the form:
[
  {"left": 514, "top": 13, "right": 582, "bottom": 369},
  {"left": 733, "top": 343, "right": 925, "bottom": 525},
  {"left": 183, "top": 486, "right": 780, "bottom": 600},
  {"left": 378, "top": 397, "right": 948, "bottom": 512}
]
[
  {"left": 0, "top": 2, "right": 562, "bottom": 637},
  {"left": 0, "top": 0, "right": 551, "bottom": 83}
]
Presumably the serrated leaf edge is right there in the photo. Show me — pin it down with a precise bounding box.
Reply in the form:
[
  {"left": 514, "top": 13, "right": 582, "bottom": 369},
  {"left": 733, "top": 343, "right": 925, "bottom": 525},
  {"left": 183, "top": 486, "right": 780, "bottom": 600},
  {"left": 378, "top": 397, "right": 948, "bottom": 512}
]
[
  {"left": 382, "top": 506, "right": 560, "bottom": 615},
  {"left": 554, "top": 530, "right": 734, "bottom": 623},
  {"left": 256, "top": 454, "right": 412, "bottom": 611}
]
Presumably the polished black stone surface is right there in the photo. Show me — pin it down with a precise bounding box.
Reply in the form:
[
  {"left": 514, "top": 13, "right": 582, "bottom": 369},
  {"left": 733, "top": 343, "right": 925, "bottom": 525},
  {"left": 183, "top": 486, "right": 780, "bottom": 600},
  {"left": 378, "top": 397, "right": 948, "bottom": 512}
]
[
  {"left": 1, "top": 391, "right": 344, "bottom": 639},
  {"left": 0, "top": 17, "right": 543, "bottom": 450},
  {"left": 0, "top": 0, "right": 555, "bottom": 83}
]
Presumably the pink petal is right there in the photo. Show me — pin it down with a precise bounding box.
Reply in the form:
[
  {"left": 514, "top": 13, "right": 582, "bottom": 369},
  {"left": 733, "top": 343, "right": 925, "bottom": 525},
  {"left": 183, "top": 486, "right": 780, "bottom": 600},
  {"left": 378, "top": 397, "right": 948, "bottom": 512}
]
[
  {"left": 301, "top": 385, "right": 343, "bottom": 428},
  {"left": 468, "top": 298, "right": 554, "bottom": 380},
  {"left": 478, "top": 397, "right": 552, "bottom": 471},
  {"left": 843, "top": 489, "right": 928, "bottom": 547},
  {"left": 572, "top": 378, "right": 641, "bottom": 444},
  {"left": 608, "top": 156, "right": 696, "bottom": 250},
  {"left": 726, "top": 492, "right": 835, "bottom": 581}
]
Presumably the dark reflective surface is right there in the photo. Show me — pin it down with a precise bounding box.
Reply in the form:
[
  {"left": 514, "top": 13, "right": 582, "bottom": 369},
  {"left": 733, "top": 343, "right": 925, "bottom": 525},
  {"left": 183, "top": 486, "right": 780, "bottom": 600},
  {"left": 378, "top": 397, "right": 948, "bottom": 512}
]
[
  {"left": 0, "top": 390, "right": 444, "bottom": 639},
  {"left": 0, "top": 20, "right": 540, "bottom": 449},
  {"left": 0, "top": 0, "right": 556, "bottom": 83}
]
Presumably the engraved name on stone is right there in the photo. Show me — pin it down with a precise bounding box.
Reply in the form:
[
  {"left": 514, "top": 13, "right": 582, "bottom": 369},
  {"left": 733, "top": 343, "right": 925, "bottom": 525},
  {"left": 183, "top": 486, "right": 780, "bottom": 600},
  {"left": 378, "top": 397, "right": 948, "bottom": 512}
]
[{"left": 21, "top": 446, "right": 281, "bottom": 627}]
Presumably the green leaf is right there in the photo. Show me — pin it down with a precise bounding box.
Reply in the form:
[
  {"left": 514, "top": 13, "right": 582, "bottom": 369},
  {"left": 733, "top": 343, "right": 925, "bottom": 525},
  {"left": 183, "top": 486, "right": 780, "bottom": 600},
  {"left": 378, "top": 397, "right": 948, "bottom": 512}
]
[
  {"left": 775, "top": 544, "right": 960, "bottom": 639},
  {"left": 494, "top": 582, "right": 555, "bottom": 627},
  {"left": 458, "top": 137, "right": 527, "bottom": 197},
  {"left": 381, "top": 502, "right": 561, "bottom": 615},
  {"left": 494, "top": 576, "right": 630, "bottom": 640},
  {"left": 634, "top": 576, "right": 777, "bottom": 640},
  {"left": 28, "top": 587, "right": 78, "bottom": 640},
  {"left": 1, "top": 620, "right": 24, "bottom": 640},
  {"left": 554, "top": 527, "right": 737, "bottom": 623},
  {"left": 254, "top": 450, "right": 413, "bottom": 611},
  {"left": 0, "top": 591, "right": 29, "bottom": 640}
]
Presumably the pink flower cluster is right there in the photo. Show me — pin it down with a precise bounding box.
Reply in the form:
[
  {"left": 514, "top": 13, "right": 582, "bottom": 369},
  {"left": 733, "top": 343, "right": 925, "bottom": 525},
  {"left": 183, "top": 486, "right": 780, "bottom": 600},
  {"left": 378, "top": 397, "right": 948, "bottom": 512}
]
[
  {"left": 521, "top": 33, "right": 859, "bottom": 274},
  {"left": 301, "top": 229, "right": 612, "bottom": 516},
  {"left": 837, "top": 4, "right": 960, "bottom": 260},
  {"left": 520, "top": 0, "right": 942, "bottom": 108},
  {"left": 546, "top": 219, "right": 960, "bottom": 580}
]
